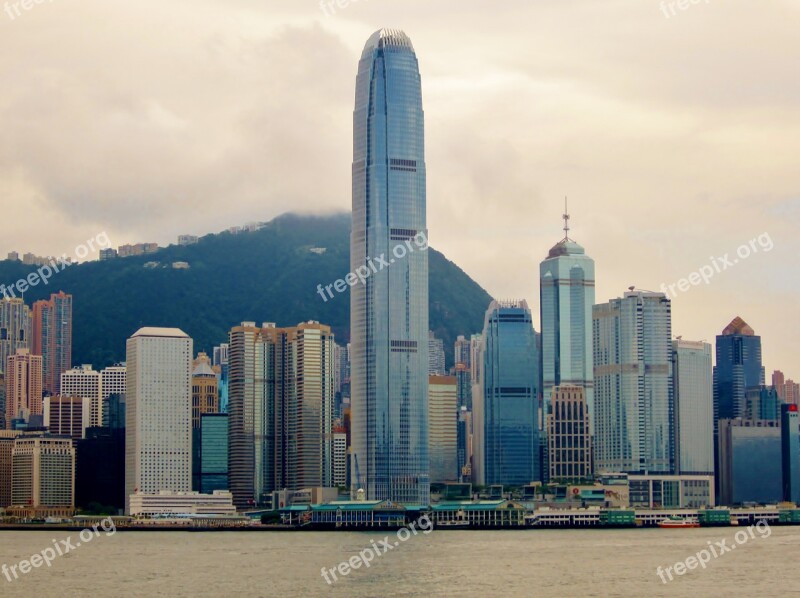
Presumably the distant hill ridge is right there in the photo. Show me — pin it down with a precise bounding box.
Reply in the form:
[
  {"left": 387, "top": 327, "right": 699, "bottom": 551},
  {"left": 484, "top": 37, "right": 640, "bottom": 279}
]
[{"left": 0, "top": 213, "right": 492, "bottom": 368}]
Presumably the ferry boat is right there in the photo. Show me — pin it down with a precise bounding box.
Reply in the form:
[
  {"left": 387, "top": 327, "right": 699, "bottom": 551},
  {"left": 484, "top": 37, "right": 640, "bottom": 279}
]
[{"left": 658, "top": 516, "right": 701, "bottom": 529}]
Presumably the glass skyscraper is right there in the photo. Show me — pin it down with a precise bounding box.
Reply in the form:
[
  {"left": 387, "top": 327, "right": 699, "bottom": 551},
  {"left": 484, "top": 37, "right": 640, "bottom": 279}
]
[
  {"left": 714, "top": 317, "right": 764, "bottom": 423},
  {"left": 593, "top": 291, "right": 674, "bottom": 474},
  {"left": 473, "top": 300, "right": 540, "bottom": 486},
  {"left": 540, "top": 212, "right": 595, "bottom": 479},
  {"left": 350, "top": 29, "right": 429, "bottom": 505}
]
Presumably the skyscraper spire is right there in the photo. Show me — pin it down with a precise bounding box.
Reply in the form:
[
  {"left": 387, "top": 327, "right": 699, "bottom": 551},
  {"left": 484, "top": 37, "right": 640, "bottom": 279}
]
[{"left": 563, "top": 196, "right": 571, "bottom": 241}]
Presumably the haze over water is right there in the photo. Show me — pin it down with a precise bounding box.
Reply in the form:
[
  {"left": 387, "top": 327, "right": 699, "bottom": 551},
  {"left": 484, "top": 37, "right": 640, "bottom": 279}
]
[{"left": 1, "top": 528, "right": 797, "bottom": 597}]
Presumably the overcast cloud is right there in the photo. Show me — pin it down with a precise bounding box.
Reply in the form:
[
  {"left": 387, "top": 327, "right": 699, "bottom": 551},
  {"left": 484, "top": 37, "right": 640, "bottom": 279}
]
[{"left": 1, "top": 0, "right": 798, "bottom": 372}]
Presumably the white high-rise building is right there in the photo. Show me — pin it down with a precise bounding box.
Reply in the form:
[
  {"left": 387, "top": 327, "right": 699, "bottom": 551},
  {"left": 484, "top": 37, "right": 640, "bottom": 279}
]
[
  {"left": 61, "top": 365, "right": 103, "bottom": 428},
  {"left": 593, "top": 291, "right": 674, "bottom": 474},
  {"left": 101, "top": 363, "right": 127, "bottom": 400},
  {"left": 125, "top": 328, "right": 192, "bottom": 514},
  {"left": 673, "top": 340, "right": 713, "bottom": 475}
]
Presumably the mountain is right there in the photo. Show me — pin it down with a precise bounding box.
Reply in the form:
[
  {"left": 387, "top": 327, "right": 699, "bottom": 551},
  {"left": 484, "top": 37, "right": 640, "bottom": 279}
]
[{"left": 0, "top": 213, "right": 492, "bottom": 368}]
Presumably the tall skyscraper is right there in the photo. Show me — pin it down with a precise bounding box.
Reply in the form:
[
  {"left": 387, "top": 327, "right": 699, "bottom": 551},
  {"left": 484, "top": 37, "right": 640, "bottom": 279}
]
[
  {"left": 593, "top": 290, "right": 674, "bottom": 474},
  {"left": 714, "top": 317, "right": 764, "bottom": 422},
  {"left": 0, "top": 298, "right": 30, "bottom": 376},
  {"left": 350, "top": 28, "right": 429, "bottom": 505},
  {"left": 672, "top": 340, "right": 714, "bottom": 475},
  {"left": 228, "top": 321, "right": 336, "bottom": 508},
  {"left": 428, "top": 375, "right": 458, "bottom": 483},
  {"left": 125, "top": 327, "right": 192, "bottom": 514},
  {"left": 5, "top": 349, "right": 43, "bottom": 428},
  {"left": 540, "top": 207, "right": 595, "bottom": 439},
  {"left": 473, "top": 300, "right": 540, "bottom": 486},
  {"left": 61, "top": 364, "right": 102, "bottom": 428},
  {"left": 32, "top": 291, "right": 72, "bottom": 395}
]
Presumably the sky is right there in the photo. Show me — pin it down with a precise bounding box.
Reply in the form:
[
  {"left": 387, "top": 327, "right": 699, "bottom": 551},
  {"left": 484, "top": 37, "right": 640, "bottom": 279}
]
[{"left": 0, "top": 0, "right": 798, "bottom": 374}]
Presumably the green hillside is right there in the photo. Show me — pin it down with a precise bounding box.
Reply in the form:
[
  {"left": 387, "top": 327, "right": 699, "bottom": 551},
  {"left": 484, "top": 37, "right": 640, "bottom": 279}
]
[{"left": 0, "top": 213, "right": 492, "bottom": 368}]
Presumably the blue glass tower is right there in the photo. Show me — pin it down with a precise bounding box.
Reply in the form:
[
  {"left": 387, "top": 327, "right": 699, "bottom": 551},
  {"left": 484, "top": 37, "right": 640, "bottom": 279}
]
[
  {"left": 350, "top": 29, "right": 429, "bottom": 505},
  {"left": 540, "top": 207, "right": 595, "bottom": 480},
  {"left": 474, "top": 300, "right": 540, "bottom": 486},
  {"left": 714, "top": 317, "right": 764, "bottom": 422}
]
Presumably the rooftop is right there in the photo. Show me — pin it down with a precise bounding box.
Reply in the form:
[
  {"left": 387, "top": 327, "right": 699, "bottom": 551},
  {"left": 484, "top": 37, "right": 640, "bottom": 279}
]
[
  {"left": 131, "top": 327, "right": 190, "bottom": 339},
  {"left": 362, "top": 28, "right": 415, "bottom": 58},
  {"left": 722, "top": 316, "right": 755, "bottom": 336}
]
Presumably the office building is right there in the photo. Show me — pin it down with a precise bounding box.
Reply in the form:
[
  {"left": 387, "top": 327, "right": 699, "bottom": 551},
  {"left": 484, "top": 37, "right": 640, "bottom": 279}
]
[
  {"left": 746, "top": 386, "right": 780, "bottom": 422},
  {"left": 473, "top": 300, "right": 540, "bottom": 486},
  {"left": 548, "top": 385, "right": 592, "bottom": 481},
  {"left": 718, "top": 419, "right": 781, "bottom": 505},
  {"left": 5, "top": 349, "right": 43, "bottom": 428},
  {"left": 672, "top": 340, "right": 714, "bottom": 475},
  {"left": 0, "top": 430, "right": 22, "bottom": 508},
  {"left": 782, "top": 404, "right": 800, "bottom": 504},
  {"left": 228, "top": 321, "right": 336, "bottom": 508},
  {"left": 101, "top": 363, "right": 126, "bottom": 428},
  {"left": 332, "top": 427, "right": 348, "bottom": 488},
  {"left": 31, "top": 291, "right": 72, "bottom": 395},
  {"left": 350, "top": 29, "right": 429, "bottom": 505},
  {"left": 61, "top": 364, "right": 103, "bottom": 428},
  {"left": 101, "top": 363, "right": 126, "bottom": 399},
  {"left": 593, "top": 290, "right": 674, "bottom": 474},
  {"left": 714, "top": 317, "right": 764, "bottom": 423},
  {"left": 198, "top": 413, "right": 229, "bottom": 494},
  {"left": 75, "top": 426, "right": 125, "bottom": 511},
  {"left": 191, "top": 353, "right": 219, "bottom": 428},
  {"left": 125, "top": 327, "right": 192, "bottom": 514},
  {"left": 0, "top": 298, "right": 30, "bottom": 376},
  {"left": 44, "top": 395, "right": 91, "bottom": 440},
  {"left": 540, "top": 207, "right": 595, "bottom": 455},
  {"left": 428, "top": 375, "right": 458, "bottom": 483},
  {"left": 11, "top": 435, "right": 75, "bottom": 513}
]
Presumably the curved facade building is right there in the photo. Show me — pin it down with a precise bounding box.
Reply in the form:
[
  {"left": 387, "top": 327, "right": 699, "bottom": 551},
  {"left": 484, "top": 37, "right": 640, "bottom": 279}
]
[
  {"left": 473, "top": 300, "right": 540, "bottom": 486},
  {"left": 350, "top": 29, "right": 429, "bottom": 505}
]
